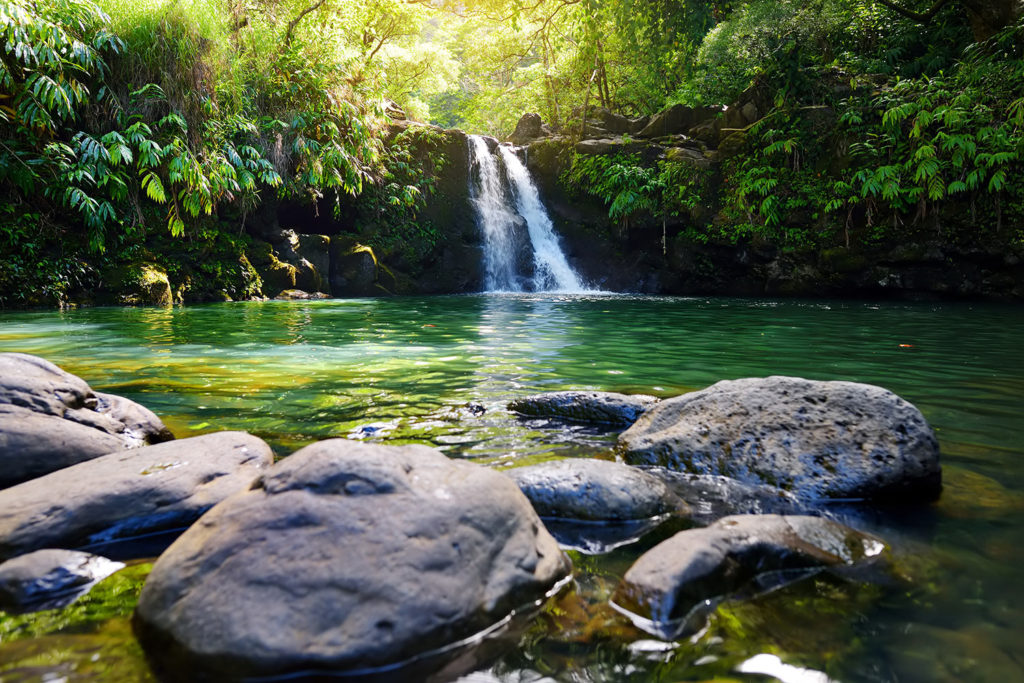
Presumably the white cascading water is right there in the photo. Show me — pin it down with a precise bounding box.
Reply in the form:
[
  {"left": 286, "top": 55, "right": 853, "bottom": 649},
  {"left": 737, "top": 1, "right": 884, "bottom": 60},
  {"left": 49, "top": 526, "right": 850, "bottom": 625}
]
[
  {"left": 468, "top": 134, "right": 587, "bottom": 293},
  {"left": 498, "top": 145, "right": 586, "bottom": 292},
  {"left": 468, "top": 136, "right": 521, "bottom": 292}
]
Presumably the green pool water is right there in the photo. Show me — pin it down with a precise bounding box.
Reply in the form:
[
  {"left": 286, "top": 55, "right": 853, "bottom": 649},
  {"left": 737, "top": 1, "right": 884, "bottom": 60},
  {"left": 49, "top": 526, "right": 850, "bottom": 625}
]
[{"left": 1, "top": 294, "right": 1022, "bottom": 682}]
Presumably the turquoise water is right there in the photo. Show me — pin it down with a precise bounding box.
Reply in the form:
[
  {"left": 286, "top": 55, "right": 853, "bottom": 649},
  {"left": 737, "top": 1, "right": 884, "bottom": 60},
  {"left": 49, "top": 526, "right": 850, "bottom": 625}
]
[{"left": 1, "top": 294, "right": 1022, "bottom": 681}]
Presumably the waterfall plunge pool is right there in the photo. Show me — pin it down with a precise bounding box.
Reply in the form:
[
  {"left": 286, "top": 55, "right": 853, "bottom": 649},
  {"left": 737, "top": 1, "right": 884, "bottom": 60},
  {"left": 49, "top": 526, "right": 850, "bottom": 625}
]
[{"left": 1, "top": 294, "right": 1022, "bottom": 682}]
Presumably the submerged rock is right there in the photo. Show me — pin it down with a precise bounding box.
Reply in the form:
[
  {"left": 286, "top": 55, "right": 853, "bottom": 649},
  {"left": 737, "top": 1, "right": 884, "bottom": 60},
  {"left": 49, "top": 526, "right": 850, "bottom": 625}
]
[
  {"left": 541, "top": 516, "right": 671, "bottom": 555},
  {"left": 619, "top": 376, "right": 941, "bottom": 503},
  {"left": 134, "top": 439, "right": 571, "bottom": 679},
  {"left": 612, "top": 514, "right": 888, "bottom": 638},
  {"left": 508, "top": 458, "right": 686, "bottom": 522},
  {"left": 0, "top": 353, "right": 174, "bottom": 488},
  {"left": 0, "top": 549, "right": 124, "bottom": 612},
  {"left": 649, "top": 469, "right": 812, "bottom": 523},
  {"left": 0, "top": 431, "right": 272, "bottom": 560},
  {"left": 509, "top": 391, "right": 659, "bottom": 428}
]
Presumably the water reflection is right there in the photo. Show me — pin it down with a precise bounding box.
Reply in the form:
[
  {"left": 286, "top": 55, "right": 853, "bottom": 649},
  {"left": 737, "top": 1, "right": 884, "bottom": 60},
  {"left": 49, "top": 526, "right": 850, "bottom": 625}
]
[{"left": 1, "top": 296, "right": 1023, "bottom": 682}]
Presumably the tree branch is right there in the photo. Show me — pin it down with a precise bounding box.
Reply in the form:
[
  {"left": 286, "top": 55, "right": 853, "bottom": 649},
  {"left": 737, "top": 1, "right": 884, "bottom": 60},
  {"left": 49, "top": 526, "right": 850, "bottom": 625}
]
[
  {"left": 874, "top": 0, "right": 954, "bottom": 23},
  {"left": 284, "top": 0, "right": 328, "bottom": 47}
]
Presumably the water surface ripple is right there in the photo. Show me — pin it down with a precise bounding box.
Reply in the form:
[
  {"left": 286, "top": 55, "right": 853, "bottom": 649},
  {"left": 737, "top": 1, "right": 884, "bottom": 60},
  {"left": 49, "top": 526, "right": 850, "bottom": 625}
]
[{"left": 1, "top": 294, "right": 1022, "bottom": 682}]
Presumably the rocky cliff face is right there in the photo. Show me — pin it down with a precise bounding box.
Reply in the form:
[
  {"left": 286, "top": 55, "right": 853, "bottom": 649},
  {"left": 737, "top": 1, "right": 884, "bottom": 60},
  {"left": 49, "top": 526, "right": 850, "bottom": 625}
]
[
  {"left": 233, "top": 97, "right": 1022, "bottom": 302},
  {"left": 236, "top": 124, "right": 483, "bottom": 300},
  {"left": 507, "top": 99, "right": 1024, "bottom": 301}
]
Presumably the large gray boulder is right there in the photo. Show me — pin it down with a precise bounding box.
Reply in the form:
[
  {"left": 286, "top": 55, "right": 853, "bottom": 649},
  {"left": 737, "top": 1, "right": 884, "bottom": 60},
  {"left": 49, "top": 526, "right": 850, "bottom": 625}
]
[
  {"left": 637, "top": 104, "right": 722, "bottom": 139},
  {"left": 509, "top": 112, "right": 545, "bottom": 145},
  {"left": 0, "top": 353, "right": 173, "bottom": 488},
  {"left": 619, "top": 377, "right": 941, "bottom": 502},
  {"left": 612, "top": 514, "right": 888, "bottom": 638},
  {"left": 0, "top": 431, "right": 273, "bottom": 560},
  {"left": 134, "top": 440, "right": 571, "bottom": 678},
  {"left": 508, "top": 458, "right": 686, "bottom": 522},
  {"left": 509, "top": 391, "right": 659, "bottom": 428},
  {"left": 0, "top": 549, "right": 124, "bottom": 612}
]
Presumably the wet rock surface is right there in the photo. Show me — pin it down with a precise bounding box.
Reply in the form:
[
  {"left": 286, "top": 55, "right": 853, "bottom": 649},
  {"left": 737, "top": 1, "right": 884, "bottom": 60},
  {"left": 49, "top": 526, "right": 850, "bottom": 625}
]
[
  {"left": 509, "top": 391, "right": 659, "bottom": 428},
  {"left": 541, "top": 516, "right": 671, "bottom": 555},
  {"left": 0, "top": 353, "right": 173, "bottom": 488},
  {"left": 619, "top": 376, "right": 941, "bottom": 502},
  {"left": 612, "top": 514, "right": 888, "bottom": 638},
  {"left": 134, "top": 439, "right": 571, "bottom": 678},
  {"left": 273, "top": 289, "right": 330, "bottom": 300},
  {"left": 648, "top": 469, "right": 813, "bottom": 523},
  {"left": 508, "top": 458, "right": 686, "bottom": 522},
  {"left": 0, "top": 549, "right": 124, "bottom": 612},
  {"left": 0, "top": 431, "right": 273, "bottom": 560}
]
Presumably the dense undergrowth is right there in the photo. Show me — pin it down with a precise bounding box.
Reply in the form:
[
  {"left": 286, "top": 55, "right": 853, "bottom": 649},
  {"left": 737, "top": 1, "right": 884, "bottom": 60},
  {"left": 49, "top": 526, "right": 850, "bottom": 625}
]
[
  {"left": 1, "top": 0, "right": 1022, "bottom": 306},
  {"left": 0, "top": 0, "right": 434, "bottom": 306},
  {"left": 559, "top": 8, "right": 1024, "bottom": 254}
]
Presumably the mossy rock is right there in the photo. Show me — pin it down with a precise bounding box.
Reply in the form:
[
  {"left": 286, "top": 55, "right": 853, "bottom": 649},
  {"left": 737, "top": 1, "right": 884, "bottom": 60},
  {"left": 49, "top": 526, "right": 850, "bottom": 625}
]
[
  {"left": 255, "top": 253, "right": 297, "bottom": 297},
  {"left": 820, "top": 247, "right": 869, "bottom": 274},
  {"left": 101, "top": 262, "right": 172, "bottom": 306},
  {"left": 717, "top": 129, "right": 748, "bottom": 159},
  {"left": 525, "top": 138, "right": 572, "bottom": 181},
  {"left": 329, "top": 238, "right": 381, "bottom": 296},
  {"left": 244, "top": 241, "right": 275, "bottom": 267},
  {"left": 665, "top": 146, "right": 712, "bottom": 169}
]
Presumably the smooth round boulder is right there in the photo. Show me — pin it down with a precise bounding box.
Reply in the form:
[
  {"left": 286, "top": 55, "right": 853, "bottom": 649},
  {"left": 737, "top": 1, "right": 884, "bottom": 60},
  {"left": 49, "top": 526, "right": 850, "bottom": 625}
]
[
  {"left": 508, "top": 458, "right": 687, "bottom": 522},
  {"left": 0, "top": 431, "right": 273, "bottom": 560},
  {"left": 134, "top": 439, "right": 571, "bottom": 679},
  {"left": 0, "top": 353, "right": 174, "bottom": 488},
  {"left": 612, "top": 514, "right": 888, "bottom": 639},
  {"left": 0, "top": 549, "right": 124, "bottom": 612},
  {"left": 509, "top": 391, "right": 659, "bottom": 428},
  {"left": 618, "top": 376, "right": 941, "bottom": 502}
]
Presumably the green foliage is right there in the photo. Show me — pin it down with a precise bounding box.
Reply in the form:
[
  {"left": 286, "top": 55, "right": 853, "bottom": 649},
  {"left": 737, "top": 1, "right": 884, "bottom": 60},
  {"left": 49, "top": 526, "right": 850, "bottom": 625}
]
[
  {"left": 1, "top": 0, "right": 431, "bottom": 305},
  {"left": 707, "top": 18, "right": 1024, "bottom": 249},
  {"left": 361, "top": 126, "right": 448, "bottom": 261},
  {"left": 563, "top": 152, "right": 713, "bottom": 239},
  {"left": 2, "top": 0, "right": 1023, "bottom": 305},
  {"left": 830, "top": 21, "right": 1024, "bottom": 238},
  {"left": 564, "top": 154, "right": 661, "bottom": 229},
  {"left": 718, "top": 110, "right": 832, "bottom": 246}
]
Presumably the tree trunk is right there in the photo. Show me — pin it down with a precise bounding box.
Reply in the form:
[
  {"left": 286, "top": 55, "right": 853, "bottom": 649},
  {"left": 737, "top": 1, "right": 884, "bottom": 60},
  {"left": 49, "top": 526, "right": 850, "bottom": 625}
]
[
  {"left": 961, "top": 0, "right": 1022, "bottom": 40},
  {"left": 543, "top": 34, "right": 561, "bottom": 127}
]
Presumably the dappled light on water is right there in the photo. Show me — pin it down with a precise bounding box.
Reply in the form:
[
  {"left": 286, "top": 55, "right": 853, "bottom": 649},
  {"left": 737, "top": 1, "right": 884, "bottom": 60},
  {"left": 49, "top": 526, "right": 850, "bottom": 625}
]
[{"left": 1, "top": 295, "right": 1023, "bottom": 681}]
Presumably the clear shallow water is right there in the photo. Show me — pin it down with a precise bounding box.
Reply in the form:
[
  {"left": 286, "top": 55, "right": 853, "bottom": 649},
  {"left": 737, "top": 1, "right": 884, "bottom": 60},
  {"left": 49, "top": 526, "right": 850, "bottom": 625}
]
[{"left": 1, "top": 294, "right": 1022, "bottom": 682}]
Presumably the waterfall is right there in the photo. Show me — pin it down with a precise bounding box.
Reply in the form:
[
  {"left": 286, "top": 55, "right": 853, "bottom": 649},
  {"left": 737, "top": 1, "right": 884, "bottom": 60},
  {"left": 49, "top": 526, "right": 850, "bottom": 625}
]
[
  {"left": 468, "top": 136, "right": 522, "bottom": 292},
  {"left": 498, "top": 146, "right": 586, "bottom": 293},
  {"left": 468, "top": 135, "right": 587, "bottom": 293}
]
